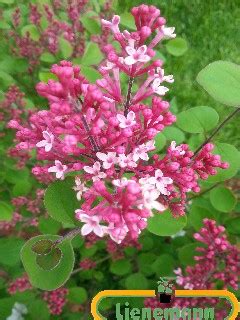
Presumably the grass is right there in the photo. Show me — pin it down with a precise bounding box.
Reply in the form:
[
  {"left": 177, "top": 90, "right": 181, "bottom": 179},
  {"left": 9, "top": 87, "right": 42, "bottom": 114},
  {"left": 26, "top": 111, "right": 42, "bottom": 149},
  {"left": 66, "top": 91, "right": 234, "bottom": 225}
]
[{"left": 117, "top": 0, "right": 240, "bottom": 147}]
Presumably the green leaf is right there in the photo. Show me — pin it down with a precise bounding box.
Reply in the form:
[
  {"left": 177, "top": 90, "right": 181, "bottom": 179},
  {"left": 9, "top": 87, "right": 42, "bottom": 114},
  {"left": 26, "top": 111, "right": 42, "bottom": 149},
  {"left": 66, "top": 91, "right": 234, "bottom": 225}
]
[
  {"left": 152, "top": 254, "right": 174, "bottom": 276},
  {"left": 38, "top": 217, "right": 61, "bottom": 234},
  {"left": 81, "top": 42, "right": 104, "bottom": 66},
  {"left": 125, "top": 273, "right": 148, "bottom": 290},
  {"left": 110, "top": 259, "right": 132, "bottom": 276},
  {"left": 44, "top": 178, "right": 79, "bottom": 225},
  {"left": 137, "top": 253, "right": 155, "bottom": 276},
  {"left": 225, "top": 217, "right": 240, "bottom": 235},
  {"left": 0, "top": 238, "right": 24, "bottom": 266},
  {"left": 178, "top": 243, "right": 200, "bottom": 266},
  {"left": 28, "top": 300, "right": 50, "bottom": 320},
  {"left": 147, "top": 210, "right": 187, "bottom": 236},
  {"left": 0, "top": 201, "right": 13, "bottom": 221},
  {"left": 210, "top": 187, "right": 236, "bottom": 213},
  {"left": 0, "top": 0, "right": 15, "bottom": 4},
  {"left": 36, "top": 247, "right": 62, "bottom": 270},
  {"left": 154, "top": 132, "right": 166, "bottom": 151},
  {"left": 207, "top": 143, "right": 240, "bottom": 182},
  {"left": 0, "top": 70, "right": 15, "bottom": 89},
  {"left": 68, "top": 287, "right": 88, "bottom": 304},
  {"left": 40, "top": 52, "right": 55, "bottom": 63},
  {"left": 0, "top": 21, "right": 10, "bottom": 29},
  {"left": 177, "top": 106, "right": 219, "bottom": 133},
  {"left": 12, "top": 180, "right": 32, "bottom": 196},
  {"left": 21, "top": 24, "right": 40, "bottom": 41},
  {"left": 120, "top": 12, "right": 135, "bottom": 30},
  {"left": 188, "top": 206, "right": 214, "bottom": 230},
  {"left": 81, "top": 16, "right": 101, "bottom": 34},
  {"left": 5, "top": 168, "right": 29, "bottom": 184},
  {"left": 164, "top": 127, "right": 185, "bottom": 144},
  {"left": 39, "top": 71, "right": 58, "bottom": 82},
  {"left": 197, "top": 61, "right": 240, "bottom": 107},
  {"left": 80, "top": 65, "right": 101, "bottom": 82},
  {"left": 32, "top": 239, "right": 53, "bottom": 255},
  {"left": 166, "top": 38, "right": 188, "bottom": 57},
  {"left": 21, "top": 235, "right": 75, "bottom": 290},
  {"left": 59, "top": 37, "right": 73, "bottom": 59}
]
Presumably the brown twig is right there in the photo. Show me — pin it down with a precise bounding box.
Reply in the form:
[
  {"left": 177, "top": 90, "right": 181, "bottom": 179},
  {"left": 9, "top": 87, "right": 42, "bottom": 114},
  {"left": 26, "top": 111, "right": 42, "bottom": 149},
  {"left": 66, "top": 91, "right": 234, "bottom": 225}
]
[
  {"left": 124, "top": 76, "right": 134, "bottom": 116},
  {"left": 194, "top": 107, "right": 240, "bottom": 156}
]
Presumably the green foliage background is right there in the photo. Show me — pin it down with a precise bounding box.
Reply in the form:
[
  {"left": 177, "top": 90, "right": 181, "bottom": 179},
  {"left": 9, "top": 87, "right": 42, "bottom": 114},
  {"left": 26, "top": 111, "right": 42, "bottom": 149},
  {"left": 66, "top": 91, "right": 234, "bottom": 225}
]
[{"left": 0, "top": 0, "right": 239, "bottom": 319}]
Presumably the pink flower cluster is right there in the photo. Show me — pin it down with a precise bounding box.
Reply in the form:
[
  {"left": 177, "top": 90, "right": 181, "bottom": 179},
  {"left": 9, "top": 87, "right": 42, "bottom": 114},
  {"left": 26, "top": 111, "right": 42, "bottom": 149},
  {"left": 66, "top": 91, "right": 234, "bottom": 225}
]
[
  {"left": 8, "top": 275, "right": 32, "bottom": 295},
  {"left": 175, "top": 219, "right": 239, "bottom": 291},
  {"left": 43, "top": 288, "right": 68, "bottom": 315},
  {"left": 0, "top": 190, "right": 44, "bottom": 234},
  {"left": 106, "top": 237, "right": 142, "bottom": 260},
  {"left": 10, "top": 5, "right": 227, "bottom": 243},
  {"left": 0, "top": 85, "right": 26, "bottom": 124},
  {"left": 9, "top": 1, "right": 89, "bottom": 72},
  {"left": 79, "top": 258, "right": 96, "bottom": 270},
  {"left": 145, "top": 219, "right": 239, "bottom": 319}
]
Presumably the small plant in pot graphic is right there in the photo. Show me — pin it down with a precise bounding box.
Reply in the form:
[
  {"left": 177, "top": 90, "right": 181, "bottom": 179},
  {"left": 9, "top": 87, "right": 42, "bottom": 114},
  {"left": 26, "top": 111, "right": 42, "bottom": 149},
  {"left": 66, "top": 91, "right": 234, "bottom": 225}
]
[{"left": 157, "top": 278, "right": 174, "bottom": 303}]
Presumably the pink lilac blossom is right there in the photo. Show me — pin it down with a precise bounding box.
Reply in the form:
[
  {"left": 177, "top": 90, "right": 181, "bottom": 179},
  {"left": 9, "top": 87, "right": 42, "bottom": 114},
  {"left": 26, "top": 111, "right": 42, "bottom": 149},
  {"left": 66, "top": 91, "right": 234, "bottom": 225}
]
[
  {"left": 145, "top": 219, "right": 239, "bottom": 319},
  {"left": 79, "top": 258, "right": 96, "bottom": 270},
  {"left": 42, "top": 288, "right": 68, "bottom": 315},
  {"left": 8, "top": 275, "right": 32, "bottom": 295},
  {"left": 10, "top": 5, "right": 227, "bottom": 244},
  {"left": 8, "top": 1, "right": 90, "bottom": 72}
]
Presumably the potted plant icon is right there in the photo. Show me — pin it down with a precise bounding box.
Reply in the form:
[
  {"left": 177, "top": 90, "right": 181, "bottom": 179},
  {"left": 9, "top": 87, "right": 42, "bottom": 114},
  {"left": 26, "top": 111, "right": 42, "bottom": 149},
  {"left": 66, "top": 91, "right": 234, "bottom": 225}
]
[{"left": 157, "top": 278, "right": 173, "bottom": 303}]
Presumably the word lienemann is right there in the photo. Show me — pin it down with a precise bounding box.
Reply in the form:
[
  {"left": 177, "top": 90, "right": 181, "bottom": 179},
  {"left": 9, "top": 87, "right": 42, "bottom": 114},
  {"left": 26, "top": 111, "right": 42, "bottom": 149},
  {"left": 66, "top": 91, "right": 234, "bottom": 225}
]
[{"left": 115, "top": 303, "right": 215, "bottom": 320}]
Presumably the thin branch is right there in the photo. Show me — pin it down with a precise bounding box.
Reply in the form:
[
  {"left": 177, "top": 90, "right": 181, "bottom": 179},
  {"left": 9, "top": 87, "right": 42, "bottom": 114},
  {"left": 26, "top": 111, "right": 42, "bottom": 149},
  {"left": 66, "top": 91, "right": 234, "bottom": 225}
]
[
  {"left": 124, "top": 76, "right": 134, "bottom": 116},
  {"left": 194, "top": 107, "right": 240, "bottom": 156},
  {"left": 52, "top": 228, "right": 82, "bottom": 248},
  {"left": 74, "top": 99, "right": 100, "bottom": 153},
  {"left": 188, "top": 182, "right": 221, "bottom": 201}
]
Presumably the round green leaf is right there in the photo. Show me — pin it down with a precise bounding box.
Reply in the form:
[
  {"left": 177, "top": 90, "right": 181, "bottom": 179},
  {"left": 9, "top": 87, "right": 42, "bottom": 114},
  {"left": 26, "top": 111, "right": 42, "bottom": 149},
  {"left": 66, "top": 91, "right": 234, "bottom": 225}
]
[
  {"left": 188, "top": 206, "right": 213, "bottom": 231},
  {"left": 0, "top": 238, "right": 24, "bottom": 266},
  {"left": 147, "top": 210, "right": 187, "bottom": 236},
  {"left": 197, "top": 61, "right": 240, "bottom": 107},
  {"left": 59, "top": 37, "right": 73, "bottom": 59},
  {"left": 21, "top": 25, "right": 40, "bottom": 41},
  {"left": 225, "top": 217, "right": 240, "bottom": 235},
  {"left": 154, "top": 132, "right": 166, "bottom": 151},
  {"left": 120, "top": 12, "right": 135, "bottom": 30},
  {"left": 210, "top": 187, "right": 236, "bottom": 212},
  {"left": 12, "top": 180, "right": 32, "bottom": 196},
  {"left": 0, "top": 201, "right": 13, "bottom": 221},
  {"left": 21, "top": 235, "right": 75, "bottom": 290},
  {"left": 32, "top": 239, "right": 53, "bottom": 255},
  {"left": 178, "top": 243, "right": 200, "bottom": 266},
  {"left": 125, "top": 273, "right": 148, "bottom": 290},
  {"left": 81, "top": 16, "right": 101, "bottom": 34},
  {"left": 68, "top": 287, "right": 88, "bottom": 304},
  {"left": 110, "top": 259, "right": 132, "bottom": 276},
  {"left": 38, "top": 217, "right": 61, "bottom": 235},
  {"left": 36, "top": 247, "right": 62, "bottom": 270},
  {"left": 152, "top": 254, "right": 174, "bottom": 276},
  {"left": 81, "top": 43, "right": 104, "bottom": 66},
  {"left": 177, "top": 106, "right": 219, "bottom": 133},
  {"left": 44, "top": 178, "right": 79, "bottom": 225},
  {"left": 207, "top": 143, "right": 240, "bottom": 182},
  {"left": 39, "top": 71, "right": 58, "bottom": 82},
  {"left": 148, "top": 210, "right": 187, "bottom": 236},
  {"left": 164, "top": 127, "right": 185, "bottom": 144},
  {"left": 80, "top": 66, "right": 101, "bottom": 82},
  {"left": 40, "top": 52, "right": 55, "bottom": 63},
  {"left": 166, "top": 38, "right": 188, "bottom": 57}
]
